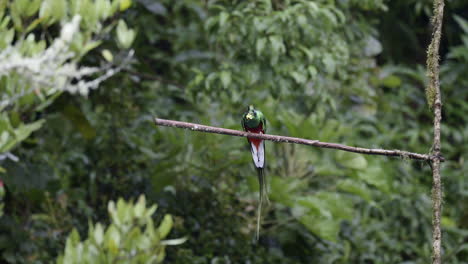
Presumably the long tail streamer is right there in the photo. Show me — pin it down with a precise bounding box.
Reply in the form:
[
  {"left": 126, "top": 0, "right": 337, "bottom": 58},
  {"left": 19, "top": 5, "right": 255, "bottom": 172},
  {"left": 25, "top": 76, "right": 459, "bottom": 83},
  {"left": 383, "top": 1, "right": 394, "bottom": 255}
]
[{"left": 256, "top": 168, "right": 269, "bottom": 241}]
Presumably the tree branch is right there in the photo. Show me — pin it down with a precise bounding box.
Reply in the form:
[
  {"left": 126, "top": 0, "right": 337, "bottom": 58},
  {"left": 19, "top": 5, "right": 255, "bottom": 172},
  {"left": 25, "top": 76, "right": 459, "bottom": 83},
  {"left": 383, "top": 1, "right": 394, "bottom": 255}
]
[
  {"left": 427, "top": 0, "right": 445, "bottom": 263},
  {"left": 154, "top": 118, "right": 440, "bottom": 162},
  {"left": 123, "top": 69, "right": 186, "bottom": 89}
]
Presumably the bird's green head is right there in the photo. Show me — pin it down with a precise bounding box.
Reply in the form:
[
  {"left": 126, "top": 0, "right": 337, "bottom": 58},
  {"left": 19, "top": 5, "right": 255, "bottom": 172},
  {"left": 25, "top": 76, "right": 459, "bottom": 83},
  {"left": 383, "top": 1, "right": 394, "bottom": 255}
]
[{"left": 243, "top": 105, "right": 265, "bottom": 128}]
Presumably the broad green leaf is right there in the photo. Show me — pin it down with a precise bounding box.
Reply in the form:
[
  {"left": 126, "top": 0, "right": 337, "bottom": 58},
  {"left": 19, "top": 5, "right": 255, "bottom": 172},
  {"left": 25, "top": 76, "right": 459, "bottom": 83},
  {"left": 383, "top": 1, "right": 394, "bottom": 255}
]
[
  {"left": 61, "top": 105, "right": 96, "bottom": 140},
  {"left": 25, "top": 18, "right": 43, "bottom": 33},
  {"left": 69, "top": 228, "right": 81, "bottom": 245},
  {"left": 0, "top": 119, "right": 45, "bottom": 153},
  {"left": 39, "top": 0, "right": 67, "bottom": 25},
  {"left": 299, "top": 214, "right": 340, "bottom": 242},
  {"left": 337, "top": 179, "right": 372, "bottom": 202},
  {"left": 94, "top": 223, "right": 104, "bottom": 245},
  {"left": 269, "top": 35, "right": 285, "bottom": 54},
  {"left": 442, "top": 216, "right": 456, "bottom": 228},
  {"left": 269, "top": 176, "right": 300, "bottom": 206},
  {"left": 160, "top": 237, "right": 188, "bottom": 245},
  {"left": 290, "top": 71, "right": 306, "bottom": 84},
  {"left": 307, "top": 66, "right": 317, "bottom": 79},
  {"left": 0, "top": 26, "right": 14, "bottom": 49},
  {"left": 296, "top": 196, "right": 330, "bottom": 218},
  {"left": 116, "top": 198, "right": 131, "bottom": 225},
  {"left": 120, "top": 0, "right": 131, "bottom": 11},
  {"left": 318, "top": 8, "right": 338, "bottom": 26},
  {"left": 0, "top": 0, "right": 6, "bottom": 17},
  {"left": 157, "top": 214, "right": 173, "bottom": 239},
  {"left": 101, "top": 49, "right": 113, "bottom": 62},
  {"left": 317, "top": 192, "right": 353, "bottom": 220},
  {"left": 204, "top": 72, "right": 218, "bottom": 90},
  {"left": 296, "top": 14, "right": 307, "bottom": 26},
  {"left": 357, "top": 165, "right": 390, "bottom": 193},
  {"left": 381, "top": 75, "right": 402, "bottom": 88},
  {"left": 26, "top": 0, "right": 42, "bottom": 17},
  {"left": 454, "top": 15, "right": 468, "bottom": 34},
  {"left": 322, "top": 53, "right": 336, "bottom": 74},
  {"left": 219, "top": 12, "right": 229, "bottom": 27},
  {"left": 256, "top": 37, "right": 267, "bottom": 57},
  {"left": 134, "top": 195, "right": 146, "bottom": 218},
  {"left": 95, "top": 0, "right": 111, "bottom": 19},
  {"left": 63, "top": 229, "right": 80, "bottom": 260},
  {"left": 295, "top": 192, "right": 354, "bottom": 241},
  {"left": 82, "top": 40, "right": 102, "bottom": 56},
  {"left": 146, "top": 205, "right": 157, "bottom": 219},
  {"left": 116, "top": 19, "right": 136, "bottom": 49},
  {"left": 335, "top": 151, "right": 368, "bottom": 170},
  {"left": 10, "top": 0, "right": 23, "bottom": 30},
  {"left": 219, "top": 71, "right": 231, "bottom": 89},
  {"left": 364, "top": 36, "right": 383, "bottom": 57},
  {"left": 105, "top": 226, "right": 120, "bottom": 254}
]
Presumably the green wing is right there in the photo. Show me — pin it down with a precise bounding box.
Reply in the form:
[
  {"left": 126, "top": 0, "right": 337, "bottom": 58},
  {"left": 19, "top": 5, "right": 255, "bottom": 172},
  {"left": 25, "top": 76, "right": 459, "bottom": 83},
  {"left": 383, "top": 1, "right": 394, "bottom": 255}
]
[{"left": 256, "top": 111, "right": 267, "bottom": 132}]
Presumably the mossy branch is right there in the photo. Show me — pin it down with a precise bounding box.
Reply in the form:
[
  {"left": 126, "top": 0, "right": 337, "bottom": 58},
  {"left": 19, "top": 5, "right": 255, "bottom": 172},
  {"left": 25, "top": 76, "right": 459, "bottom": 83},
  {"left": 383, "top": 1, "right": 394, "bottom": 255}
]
[{"left": 427, "top": 0, "right": 445, "bottom": 263}]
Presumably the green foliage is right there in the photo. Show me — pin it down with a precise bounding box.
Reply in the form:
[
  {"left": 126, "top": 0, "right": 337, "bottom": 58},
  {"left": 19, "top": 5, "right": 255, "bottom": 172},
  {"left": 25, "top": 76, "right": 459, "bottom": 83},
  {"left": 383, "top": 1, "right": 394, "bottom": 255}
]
[
  {"left": 0, "top": 113, "right": 45, "bottom": 153},
  {"left": 57, "top": 195, "right": 185, "bottom": 264},
  {"left": 0, "top": 0, "right": 468, "bottom": 263},
  {"left": 190, "top": 0, "right": 385, "bottom": 105},
  {"left": 116, "top": 19, "right": 136, "bottom": 49},
  {"left": 0, "top": 0, "right": 135, "bottom": 170}
]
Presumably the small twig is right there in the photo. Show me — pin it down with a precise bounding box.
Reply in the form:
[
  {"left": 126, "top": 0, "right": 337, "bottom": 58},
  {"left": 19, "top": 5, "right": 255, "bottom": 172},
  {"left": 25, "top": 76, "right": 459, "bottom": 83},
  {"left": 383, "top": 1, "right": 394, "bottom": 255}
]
[
  {"left": 123, "top": 69, "right": 186, "bottom": 89},
  {"left": 154, "top": 118, "right": 440, "bottom": 162},
  {"left": 427, "top": 0, "right": 445, "bottom": 263}
]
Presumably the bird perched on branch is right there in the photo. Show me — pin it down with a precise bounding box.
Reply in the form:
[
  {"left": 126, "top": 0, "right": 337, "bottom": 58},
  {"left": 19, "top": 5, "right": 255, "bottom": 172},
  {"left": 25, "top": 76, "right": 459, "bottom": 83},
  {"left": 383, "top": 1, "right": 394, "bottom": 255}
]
[{"left": 242, "top": 105, "right": 269, "bottom": 241}]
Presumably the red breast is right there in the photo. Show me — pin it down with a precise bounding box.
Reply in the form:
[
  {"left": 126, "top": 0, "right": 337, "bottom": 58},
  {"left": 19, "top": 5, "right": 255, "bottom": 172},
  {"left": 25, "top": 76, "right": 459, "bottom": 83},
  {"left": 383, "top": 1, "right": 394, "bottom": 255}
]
[{"left": 246, "top": 123, "right": 264, "bottom": 149}]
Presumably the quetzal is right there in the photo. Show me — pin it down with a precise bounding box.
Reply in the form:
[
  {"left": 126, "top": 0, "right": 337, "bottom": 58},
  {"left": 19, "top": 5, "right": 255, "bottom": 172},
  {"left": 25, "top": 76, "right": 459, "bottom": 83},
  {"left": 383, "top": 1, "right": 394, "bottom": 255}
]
[{"left": 242, "top": 105, "right": 269, "bottom": 240}]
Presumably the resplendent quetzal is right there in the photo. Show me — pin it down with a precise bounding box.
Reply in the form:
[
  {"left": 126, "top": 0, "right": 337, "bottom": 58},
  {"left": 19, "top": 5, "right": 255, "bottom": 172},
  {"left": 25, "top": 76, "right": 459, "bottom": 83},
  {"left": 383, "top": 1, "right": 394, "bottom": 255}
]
[{"left": 242, "top": 105, "right": 269, "bottom": 240}]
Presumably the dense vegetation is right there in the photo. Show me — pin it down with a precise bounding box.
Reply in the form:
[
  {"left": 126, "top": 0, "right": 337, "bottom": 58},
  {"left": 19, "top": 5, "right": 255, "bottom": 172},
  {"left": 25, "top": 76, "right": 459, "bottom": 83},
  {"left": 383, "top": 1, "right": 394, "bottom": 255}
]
[{"left": 1, "top": 0, "right": 467, "bottom": 263}]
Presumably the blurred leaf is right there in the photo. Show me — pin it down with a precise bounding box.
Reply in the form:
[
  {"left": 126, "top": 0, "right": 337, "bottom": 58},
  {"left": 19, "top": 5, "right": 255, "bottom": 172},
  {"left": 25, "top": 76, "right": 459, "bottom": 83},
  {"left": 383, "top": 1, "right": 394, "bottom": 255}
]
[
  {"left": 219, "top": 12, "right": 229, "bottom": 27},
  {"left": 295, "top": 192, "right": 353, "bottom": 241},
  {"left": 160, "top": 237, "right": 188, "bottom": 246},
  {"left": 299, "top": 214, "right": 340, "bottom": 242},
  {"left": 61, "top": 105, "right": 96, "bottom": 140},
  {"left": 39, "top": 0, "right": 67, "bottom": 25},
  {"left": 139, "top": 0, "right": 166, "bottom": 15},
  {"left": 219, "top": 71, "right": 231, "bottom": 89},
  {"left": 116, "top": 19, "right": 135, "bottom": 49},
  {"left": 101, "top": 49, "right": 113, "bottom": 62},
  {"left": 0, "top": 118, "right": 45, "bottom": 153},
  {"left": 364, "top": 36, "right": 383, "bottom": 57},
  {"left": 337, "top": 179, "right": 372, "bottom": 202},
  {"left": 120, "top": 0, "right": 132, "bottom": 11},
  {"left": 256, "top": 37, "right": 267, "bottom": 57},
  {"left": 442, "top": 216, "right": 456, "bottom": 228},
  {"left": 269, "top": 176, "right": 301, "bottom": 206},
  {"left": 454, "top": 15, "right": 468, "bottom": 34},
  {"left": 357, "top": 165, "right": 390, "bottom": 193},
  {"left": 158, "top": 214, "right": 173, "bottom": 239},
  {"left": 381, "top": 75, "right": 402, "bottom": 88},
  {"left": 335, "top": 151, "right": 368, "bottom": 170}
]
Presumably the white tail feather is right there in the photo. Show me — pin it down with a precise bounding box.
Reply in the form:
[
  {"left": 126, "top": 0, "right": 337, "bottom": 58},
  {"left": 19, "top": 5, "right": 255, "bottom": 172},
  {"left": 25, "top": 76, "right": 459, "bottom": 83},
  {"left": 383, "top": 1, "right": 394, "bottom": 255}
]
[{"left": 250, "top": 141, "right": 264, "bottom": 168}]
